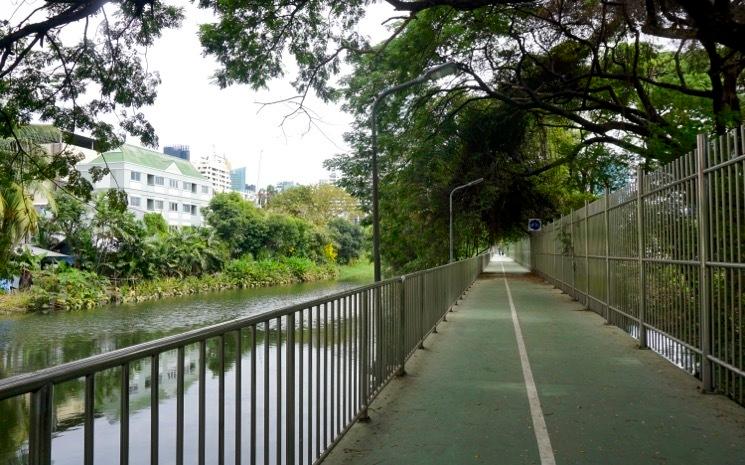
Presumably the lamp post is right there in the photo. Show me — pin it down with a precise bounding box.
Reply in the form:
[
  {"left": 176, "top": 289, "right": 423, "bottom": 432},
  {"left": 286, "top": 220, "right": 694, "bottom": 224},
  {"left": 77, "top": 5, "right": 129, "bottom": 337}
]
[
  {"left": 371, "top": 62, "right": 459, "bottom": 281},
  {"left": 449, "top": 178, "right": 484, "bottom": 262}
]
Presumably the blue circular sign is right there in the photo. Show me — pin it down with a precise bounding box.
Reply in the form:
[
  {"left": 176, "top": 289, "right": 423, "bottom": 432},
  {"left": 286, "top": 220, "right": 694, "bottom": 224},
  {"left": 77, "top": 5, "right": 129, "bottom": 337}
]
[{"left": 528, "top": 219, "right": 541, "bottom": 231}]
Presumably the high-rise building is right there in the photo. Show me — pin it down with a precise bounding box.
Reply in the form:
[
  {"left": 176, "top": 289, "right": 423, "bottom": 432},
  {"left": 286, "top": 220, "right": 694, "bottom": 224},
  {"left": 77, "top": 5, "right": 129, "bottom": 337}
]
[
  {"left": 197, "top": 153, "right": 232, "bottom": 193},
  {"left": 163, "top": 145, "right": 191, "bottom": 161},
  {"left": 231, "top": 167, "right": 247, "bottom": 192}
]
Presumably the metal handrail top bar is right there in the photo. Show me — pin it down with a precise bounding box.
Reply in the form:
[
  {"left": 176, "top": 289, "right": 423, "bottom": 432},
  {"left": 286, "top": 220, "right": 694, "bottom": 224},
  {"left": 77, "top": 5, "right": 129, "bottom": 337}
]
[{"left": 0, "top": 256, "right": 483, "bottom": 400}]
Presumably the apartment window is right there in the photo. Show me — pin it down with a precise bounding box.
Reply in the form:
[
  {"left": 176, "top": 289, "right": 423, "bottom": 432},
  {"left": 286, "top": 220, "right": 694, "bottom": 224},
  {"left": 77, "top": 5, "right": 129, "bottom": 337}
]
[
  {"left": 154, "top": 200, "right": 164, "bottom": 210},
  {"left": 147, "top": 174, "right": 155, "bottom": 186},
  {"left": 169, "top": 202, "right": 178, "bottom": 212},
  {"left": 130, "top": 171, "right": 141, "bottom": 182},
  {"left": 191, "top": 205, "right": 197, "bottom": 216},
  {"left": 147, "top": 199, "right": 154, "bottom": 211},
  {"left": 155, "top": 176, "right": 164, "bottom": 186},
  {"left": 191, "top": 183, "right": 197, "bottom": 194},
  {"left": 182, "top": 181, "right": 191, "bottom": 191},
  {"left": 201, "top": 185, "right": 209, "bottom": 194},
  {"left": 169, "top": 179, "right": 179, "bottom": 188},
  {"left": 129, "top": 196, "right": 141, "bottom": 207},
  {"left": 182, "top": 203, "right": 191, "bottom": 213}
]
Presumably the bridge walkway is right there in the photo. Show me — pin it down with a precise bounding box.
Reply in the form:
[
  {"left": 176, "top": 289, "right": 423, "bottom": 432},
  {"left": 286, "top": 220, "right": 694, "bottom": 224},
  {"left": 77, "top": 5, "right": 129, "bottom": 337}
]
[{"left": 322, "top": 257, "right": 745, "bottom": 465}]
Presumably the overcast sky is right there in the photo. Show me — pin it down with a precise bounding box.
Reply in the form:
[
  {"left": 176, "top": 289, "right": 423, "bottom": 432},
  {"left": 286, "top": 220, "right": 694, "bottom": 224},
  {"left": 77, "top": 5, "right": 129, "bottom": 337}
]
[
  {"left": 138, "top": 2, "right": 395, "bottom": 188},
  {"left": 5, "top": 1, "right": 396, "bottom": 187}
]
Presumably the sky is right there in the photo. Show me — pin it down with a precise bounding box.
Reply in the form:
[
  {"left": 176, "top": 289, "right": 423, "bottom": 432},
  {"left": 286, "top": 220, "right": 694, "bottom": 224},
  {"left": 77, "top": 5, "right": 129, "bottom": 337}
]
[
  {"left": 126, "top": 2, "right": 396, "bottom": 188},
  {"left": 4, "top": 1, "right": 397, "bottom": 188}
]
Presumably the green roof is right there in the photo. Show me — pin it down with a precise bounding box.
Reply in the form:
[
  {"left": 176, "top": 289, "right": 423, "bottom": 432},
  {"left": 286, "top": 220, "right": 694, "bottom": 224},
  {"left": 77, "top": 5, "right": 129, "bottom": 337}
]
[{"left": 88, "top": 144, "right": 205, "bottom": 179}]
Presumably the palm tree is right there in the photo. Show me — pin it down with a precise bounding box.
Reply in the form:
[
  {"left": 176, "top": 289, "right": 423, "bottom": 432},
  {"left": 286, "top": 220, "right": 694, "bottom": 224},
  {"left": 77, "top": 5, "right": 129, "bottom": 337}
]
[{"left": 0, "top": 125, "right": 62, "bottom": 277}]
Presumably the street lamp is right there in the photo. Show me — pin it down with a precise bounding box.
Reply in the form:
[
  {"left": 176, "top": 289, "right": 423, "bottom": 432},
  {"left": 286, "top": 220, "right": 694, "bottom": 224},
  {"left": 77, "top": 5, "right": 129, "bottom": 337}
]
[
  {"left": 449, "top": 178, "right": 484, "bottom": 262},
  {"left": 370, "top": 62, "right": 460, "bottom": 281}
]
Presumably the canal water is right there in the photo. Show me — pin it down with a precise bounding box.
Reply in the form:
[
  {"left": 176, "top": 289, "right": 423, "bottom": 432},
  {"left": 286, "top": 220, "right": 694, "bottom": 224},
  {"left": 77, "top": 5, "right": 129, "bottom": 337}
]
[{"left": 0, "top": 276, "right": 371, "bottom": 464}]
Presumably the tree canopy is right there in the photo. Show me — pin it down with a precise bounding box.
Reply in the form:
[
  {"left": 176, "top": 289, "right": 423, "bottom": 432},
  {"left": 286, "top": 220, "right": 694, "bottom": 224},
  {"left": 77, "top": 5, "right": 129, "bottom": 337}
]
[
  {"left": 3, "top": 1, "right": 744, "bottom": 272},
  {"left": 266, "top": 184, "right": 362, "bottom": 227}
]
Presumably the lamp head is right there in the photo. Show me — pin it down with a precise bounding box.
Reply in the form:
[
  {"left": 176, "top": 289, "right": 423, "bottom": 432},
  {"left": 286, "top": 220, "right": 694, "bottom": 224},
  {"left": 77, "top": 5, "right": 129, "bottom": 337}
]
[{"left": 424, "top": 62, "right": 459, "bottom": 81}]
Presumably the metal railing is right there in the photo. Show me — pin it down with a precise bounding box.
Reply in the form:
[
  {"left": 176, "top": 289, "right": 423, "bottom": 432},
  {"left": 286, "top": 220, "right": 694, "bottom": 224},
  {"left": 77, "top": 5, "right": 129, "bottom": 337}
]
[
  {"left": 513, "top": 127, "right": 745, "bottom": 408},
  {"left": 0, "top": 254, "right": 489, "bottom": 465}
]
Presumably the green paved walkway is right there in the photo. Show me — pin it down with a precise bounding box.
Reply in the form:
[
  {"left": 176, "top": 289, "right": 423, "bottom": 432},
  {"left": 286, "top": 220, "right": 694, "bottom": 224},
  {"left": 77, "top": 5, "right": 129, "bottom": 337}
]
[{"left": 322, "top": 257, "right": 745, "bottom": 465}]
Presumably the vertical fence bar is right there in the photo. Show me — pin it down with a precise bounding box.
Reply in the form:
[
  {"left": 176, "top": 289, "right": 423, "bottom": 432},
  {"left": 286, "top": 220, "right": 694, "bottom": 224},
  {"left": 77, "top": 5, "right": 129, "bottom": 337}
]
[
  {"left": 697, "top": 133, "right": 713, "bottom": 392},
  {"left": 276, "top": 319, "right": 282, "bottom": 464},
  {"left": 150, "top": 354, "right": 159, "bottom": 465},
  {"left": 29, "top": 383, "right": 53, "bottom": 465},
  {"left": 198, "top": 340, "right": 206, "bottom": 465},
  {"left": 218, "top": 335, "right": 225, "bottom": 465},
  {"left": 570, "top": 209, "right": 576, "bottom": 299},
  {"left": 263, "top": 322, "right": 270, "bottom": 465},
  {"left": 314, "top": 306, "right": 320, "bottom": 459},
  {"left": 419, "top": 276, "right": 425, "bottom": 349},
  {"left": 360, "top": 291, "right": 370, "bottom": 421},
  {"left": 120, "top": 364, "right": 129, "bottom": 465},
  {"left": 286, "top": 313, "right": 295, "bottom": 465},
  {"left": 84, "top": 374, "right": 95, "bottom": 465},
  {"left": 636, "top": 166, "right": 648, "bottom": 349},
  {"left": 176, "top": 347, "right": 185, "bottom": 465},
  {"left": 235, "top": 330, "right": 242, "bottom": 465},
  {"left": 398, "top": 276, "right": 407, "bottom": 376},
  {"left": 250, "top": 325, "right": 257, "bottom": 465},
  {"left": 307, "top": 309, "right": 312, "bottom": 465}
]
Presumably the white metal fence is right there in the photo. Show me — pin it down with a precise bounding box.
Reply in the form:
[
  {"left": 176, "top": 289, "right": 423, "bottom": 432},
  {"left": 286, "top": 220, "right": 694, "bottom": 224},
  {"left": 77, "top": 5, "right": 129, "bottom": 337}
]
[{"left": 514, "top": 128, "right": 745, "bottom": 407}]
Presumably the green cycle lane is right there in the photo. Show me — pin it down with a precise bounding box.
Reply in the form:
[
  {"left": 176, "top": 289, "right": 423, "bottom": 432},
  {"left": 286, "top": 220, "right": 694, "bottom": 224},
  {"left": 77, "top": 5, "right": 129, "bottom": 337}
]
[{"left": 322, "top": 257, "right": 745, "bottom": 465}]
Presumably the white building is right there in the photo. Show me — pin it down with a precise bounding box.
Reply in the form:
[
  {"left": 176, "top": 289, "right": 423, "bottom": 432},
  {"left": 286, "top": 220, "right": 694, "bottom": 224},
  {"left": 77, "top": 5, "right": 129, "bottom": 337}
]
[
  {"left": 77, "top": 144, "right": 213, "bottom": 227},
  {"left": 197, "top": 153, "right": 232, "bottom": 193}
]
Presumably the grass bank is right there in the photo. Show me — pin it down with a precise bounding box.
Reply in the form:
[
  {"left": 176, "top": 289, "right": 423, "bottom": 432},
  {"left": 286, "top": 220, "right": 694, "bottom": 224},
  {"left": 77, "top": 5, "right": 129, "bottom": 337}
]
[
  {"left": 0, "top": 257, "right": 338, "bottom": 313},
  {"left": 337, "top": 260, "right": 374, "bottom": 282}
]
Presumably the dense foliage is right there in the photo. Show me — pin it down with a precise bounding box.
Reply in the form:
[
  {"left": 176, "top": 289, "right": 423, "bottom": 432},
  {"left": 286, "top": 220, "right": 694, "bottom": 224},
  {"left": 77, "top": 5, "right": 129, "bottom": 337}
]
[
  {"left": 0, "top": 189, "right": 367, "bottom": 312},
  {"left": 266, "top": 184, "right": 362, "bottom": 227},
  {"left": 4, "top": 2, "right": 743, "bottom": 274},
  {"left": 204, "top": 192, "right": 365, "bottom": 264},
  {"left": 193, "top": 0, "right": 743, "bottom": 272}
]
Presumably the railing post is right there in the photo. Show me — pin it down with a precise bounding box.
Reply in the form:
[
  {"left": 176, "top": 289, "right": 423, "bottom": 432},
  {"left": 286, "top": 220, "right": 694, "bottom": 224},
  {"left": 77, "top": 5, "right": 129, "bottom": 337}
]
[
  {"left": 29, "top": 383, "right": 53, "bottom": 465},
  {"left": 584, "top": 200, "right": 590, "bottom": 306},
  {"left": 286, "top": 313, "right": 295, "bottom": 462},
  {"left": 604, "top": 188, "right": 611, "bottom": 324},
  {"left": 397, "top": 276, "right": 407, "bottom": 376},
  {"left": 359, "top": 291, "right": 370, "bottom": 421},
  {"left": 442, "top": 269, "right": 448, "bottom": 321},
  {"left": 697, "top": 133, "right": 713, "bottom": 392},
  {"left": 636, "top": 165, "right": 647, "bottom": 349},
  {"left": 570, "top": 209, "right": 576, "bottom": 299},
  {"left": 419, "top": 275, "right": 425, "bottom": 349}
]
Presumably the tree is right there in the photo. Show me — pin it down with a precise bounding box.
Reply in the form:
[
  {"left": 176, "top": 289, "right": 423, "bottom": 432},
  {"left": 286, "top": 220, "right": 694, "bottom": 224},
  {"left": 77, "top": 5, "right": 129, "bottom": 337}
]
[
  {"left": 199, "top": 1, "right": 744, "bottom": 161},
  {"left": 203, "top": 192, "right": 266, "bottom": 257},
  {"left": 327, "top": 94, "right": 576, "bottom": 271},
  {"left": 266, "top": 184, "right": 362, "bottom": 227},
  {"left": 327, "top": 218, "right": 365, "bottom": 265},
  {"left": 0, "top": 2, "right": 182, "bottom": 149},
  {"left": 0, "top": 125, "right": 91, "bottom": 277},
  {"left": 143, "top": 213, "right": 169, "bottom": 236}
]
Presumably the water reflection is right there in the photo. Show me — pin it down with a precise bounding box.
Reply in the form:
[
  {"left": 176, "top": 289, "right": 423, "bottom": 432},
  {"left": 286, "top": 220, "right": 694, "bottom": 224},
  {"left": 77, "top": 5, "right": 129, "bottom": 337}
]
[{"left": 0, "top": 278, "right": 369, "bottom": 464}]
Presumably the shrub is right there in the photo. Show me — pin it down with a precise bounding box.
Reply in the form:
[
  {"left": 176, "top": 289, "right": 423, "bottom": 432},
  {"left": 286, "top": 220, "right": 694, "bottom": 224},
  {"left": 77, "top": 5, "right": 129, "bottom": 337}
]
[{"left": 28, "top": 267, "right": 109, "bottom": 311}]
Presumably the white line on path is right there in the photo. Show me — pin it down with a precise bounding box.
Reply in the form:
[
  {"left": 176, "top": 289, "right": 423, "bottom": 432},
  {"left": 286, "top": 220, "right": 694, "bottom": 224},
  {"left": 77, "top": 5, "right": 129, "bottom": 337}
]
[{"left": 501, "top": 261, "right": 557, "bottom": 465}]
